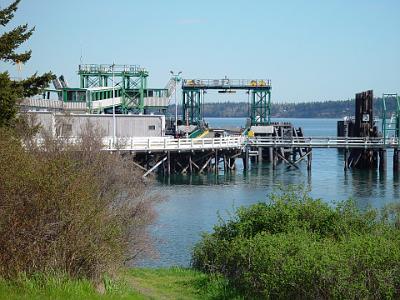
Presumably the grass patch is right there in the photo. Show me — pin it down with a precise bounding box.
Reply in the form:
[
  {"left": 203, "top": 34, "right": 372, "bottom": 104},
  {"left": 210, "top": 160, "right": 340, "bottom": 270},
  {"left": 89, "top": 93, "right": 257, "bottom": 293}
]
[
  {"left": 0, "top": 268, "right": 240, "bottom": 300},
  {"left": 126, "top": 267, "right": 240, "bottom": 299},
  {"left": 0, "top": 273, "right": 143, "bottom": 300}
]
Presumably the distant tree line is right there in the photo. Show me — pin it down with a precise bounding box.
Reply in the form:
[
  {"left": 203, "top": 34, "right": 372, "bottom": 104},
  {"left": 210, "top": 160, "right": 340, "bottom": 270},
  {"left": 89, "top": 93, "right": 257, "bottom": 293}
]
[{"left": 168, "top": 98, "right": 398, "bottom": 118}]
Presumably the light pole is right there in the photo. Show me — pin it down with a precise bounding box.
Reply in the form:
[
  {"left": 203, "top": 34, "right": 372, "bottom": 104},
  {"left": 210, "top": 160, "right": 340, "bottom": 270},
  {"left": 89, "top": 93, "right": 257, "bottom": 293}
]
[
  {"left": 112, "top": 63, "right": 116, "bottom": 148},
  {"left": 170, "top": 71, "right": 182, "bottom": 136}
]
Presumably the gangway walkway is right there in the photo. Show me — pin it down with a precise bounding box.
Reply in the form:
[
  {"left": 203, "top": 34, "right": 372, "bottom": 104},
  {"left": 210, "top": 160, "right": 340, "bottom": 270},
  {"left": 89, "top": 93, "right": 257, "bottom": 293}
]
[
  {"left": 96, "top": 136, "right": 399, "bottom": 151},
  {"left": 247, "top": 137, "right": 399, "bottom": 149},
  {"left": 31, "top": 136, "right": 400, "bottom": 177},
  {"left": 102, "top": 136, "right": 244, "bottom": 152}
]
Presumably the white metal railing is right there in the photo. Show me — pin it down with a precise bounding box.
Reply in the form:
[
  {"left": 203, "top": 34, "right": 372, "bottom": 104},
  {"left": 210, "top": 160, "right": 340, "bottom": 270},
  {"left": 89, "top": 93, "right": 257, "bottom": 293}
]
[
  {"left": 247, "top": 136, "right": 399, "bottom": 149},
  {"left": 29, "top": 136, "right": 399, "bottom": 152},
  {"left": 182, "top": 79, "right": 272, "bottom": 88},
  {"left": 20, "top": 98, "right": 87, "bottom": 110},
  {"left": 78, "top": 64, "right": 147, "bottom": 74},
  {"left": 103, "top": 136, "right": 245, "bottom": 151}
]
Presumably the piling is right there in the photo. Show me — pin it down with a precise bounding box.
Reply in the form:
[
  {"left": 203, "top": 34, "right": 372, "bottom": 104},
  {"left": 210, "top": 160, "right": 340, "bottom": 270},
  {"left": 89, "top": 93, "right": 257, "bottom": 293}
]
[
  {"left": 257, "top": 147, "right": 262, "bottom": 162},
  {"left": 243, "top": 148, "right": 249, "bottom": 170},
  {"left": 292, "top": 149, "right": 297, "bottom": 162},
  {"left": 268, "top": 147, "right": 273, "bottom": 162},
  {"left": 394, "top": 149, "right": 400, "bottom": 173},
  {"left": 215, "top": 150, "right": 218, "bottom": 174},
  {"left": 167, "top": 151, "right": 171, "bottom": 175},
  {"left": 344, "top": 149, "right": 349, "bottom": 170},
  {"left": 223, "top": 155, "right": 227, "bottom": 172},
  {"left": 379, "top": 150, "right": 387, "bottom": 172},
  {"left": 307, "top": 148, "right": 312, "bottom": 171}
]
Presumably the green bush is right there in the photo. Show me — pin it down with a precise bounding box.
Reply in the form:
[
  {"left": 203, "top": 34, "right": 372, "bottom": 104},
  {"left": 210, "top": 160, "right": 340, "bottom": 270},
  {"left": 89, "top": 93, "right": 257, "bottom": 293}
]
[
  {"left": 0, "top": 125, "right": 156, "bottom": 281},
  {"left": 192, "top": 188, "right": 400, "bottom": 299}
]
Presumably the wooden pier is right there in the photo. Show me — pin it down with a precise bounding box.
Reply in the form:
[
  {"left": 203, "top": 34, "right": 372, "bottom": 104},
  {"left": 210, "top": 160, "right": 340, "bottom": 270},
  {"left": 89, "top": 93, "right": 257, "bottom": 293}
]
[
  {"left": 94, "top": 136, "right": 400, "bottom": 177},
  {"left": 32, "top": 135, "right": 399, "bottom": 176}
]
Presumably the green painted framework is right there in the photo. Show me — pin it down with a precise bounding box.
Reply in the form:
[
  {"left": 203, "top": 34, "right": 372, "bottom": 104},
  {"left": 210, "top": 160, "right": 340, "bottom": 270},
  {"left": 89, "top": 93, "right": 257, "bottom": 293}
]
[
  {"left": 78, "top": 64, "right": 149, "bottom": 113},
  {"left": 382, "top": 93, "right": 400, "bottom": 145},
  {"left": 250, "top": 90, "right": 272, "bottom": 126},
  {"left": 182, "top": 79, "right": 272, "bottom": 126},
  {"left": 182, "top": 89, "right": 203, "bottom": 125}
]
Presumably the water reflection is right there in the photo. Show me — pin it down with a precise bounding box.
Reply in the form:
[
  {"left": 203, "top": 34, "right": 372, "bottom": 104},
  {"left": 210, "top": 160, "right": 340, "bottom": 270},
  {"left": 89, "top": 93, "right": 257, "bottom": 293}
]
[{"left": 142, "top": 119, "right": 400, "bottom": 267}]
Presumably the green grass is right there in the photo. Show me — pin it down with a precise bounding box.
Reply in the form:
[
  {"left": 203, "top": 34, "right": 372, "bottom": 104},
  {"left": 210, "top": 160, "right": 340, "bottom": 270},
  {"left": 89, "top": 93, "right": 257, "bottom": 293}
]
[
  {"left": 0, "top": 268, "right": 240, "bottom": 300},
  {"left": 125, "top": 267, "right": 240, "bottom": 300},
  {"left": 0, "top": 273, "right": 143, "bottom": 300}
]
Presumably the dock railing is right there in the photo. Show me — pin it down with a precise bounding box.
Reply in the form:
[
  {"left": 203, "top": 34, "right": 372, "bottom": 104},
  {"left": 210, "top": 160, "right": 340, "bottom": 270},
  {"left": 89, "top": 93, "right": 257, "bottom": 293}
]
[
  {"left": 30, "top": 136, "right": 399, "bottom": 152},
  {"left": 247, "top": 136, "right": 399, "bottom": 149},
  {"left": 102, "top": 136, "right": 245, "bottom": 151},
  {"left": 182, "top": 79, "right": 271, "bottom": 89}
]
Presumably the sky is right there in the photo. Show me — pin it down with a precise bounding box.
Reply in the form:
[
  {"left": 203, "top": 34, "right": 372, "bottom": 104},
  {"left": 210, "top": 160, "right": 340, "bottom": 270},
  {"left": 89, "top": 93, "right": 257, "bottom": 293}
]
[{"left": 1, "top": 0, "right": 400, "bottom": 102}]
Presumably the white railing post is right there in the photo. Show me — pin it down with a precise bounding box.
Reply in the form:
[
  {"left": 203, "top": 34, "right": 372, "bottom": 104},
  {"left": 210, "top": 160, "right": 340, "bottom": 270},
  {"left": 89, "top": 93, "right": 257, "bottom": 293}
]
[{"left": 178, "top": 138, "right": 181, "bottom": 149}]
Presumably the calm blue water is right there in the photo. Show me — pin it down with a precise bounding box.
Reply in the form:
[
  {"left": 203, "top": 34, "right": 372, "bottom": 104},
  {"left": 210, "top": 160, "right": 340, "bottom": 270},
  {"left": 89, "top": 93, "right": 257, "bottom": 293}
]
[{"left": 140, "top": 118, "right": 400, "bottom": 267}]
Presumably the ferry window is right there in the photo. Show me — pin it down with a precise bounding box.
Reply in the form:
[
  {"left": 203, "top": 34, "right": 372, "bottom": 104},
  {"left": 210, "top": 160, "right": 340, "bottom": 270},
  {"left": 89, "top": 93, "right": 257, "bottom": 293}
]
[{"left": 148, "top": 125, "right": 156, "bottom": 130}]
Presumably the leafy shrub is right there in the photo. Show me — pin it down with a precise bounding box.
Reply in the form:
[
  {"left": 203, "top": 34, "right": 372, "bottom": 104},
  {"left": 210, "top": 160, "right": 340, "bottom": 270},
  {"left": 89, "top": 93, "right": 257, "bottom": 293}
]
[
  {"left": 0, "top": 124, "right": 156, "bottom": 281},
  {"left": 192, "top": 187, "right": 400, "bottom": 299}
]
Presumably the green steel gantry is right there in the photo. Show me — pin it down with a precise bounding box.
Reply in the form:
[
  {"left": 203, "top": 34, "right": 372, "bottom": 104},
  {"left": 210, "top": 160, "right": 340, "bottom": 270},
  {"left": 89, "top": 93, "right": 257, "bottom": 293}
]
[
  {"left": 78, "top": 64, "right": 149, "bottom": 113},
  {"left": 181, "top": 79, "right": 272, "bottom": 126},
  {"left": 250, "top": 88, "right": 272, "bottom": 126},
  {"left": 382, "top": 93, "right": 400, "bottom": 144}
]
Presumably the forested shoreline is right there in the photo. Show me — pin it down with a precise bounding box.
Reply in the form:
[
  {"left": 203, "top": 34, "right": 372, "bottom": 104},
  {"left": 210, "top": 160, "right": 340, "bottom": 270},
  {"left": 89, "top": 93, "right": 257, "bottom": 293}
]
[{"left": 168, "top": 98, "right": 395, "bottom": 118}]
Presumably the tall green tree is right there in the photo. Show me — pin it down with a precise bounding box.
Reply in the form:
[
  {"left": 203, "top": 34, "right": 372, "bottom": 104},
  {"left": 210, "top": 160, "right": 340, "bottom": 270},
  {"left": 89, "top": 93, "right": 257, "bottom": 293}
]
[{"left": 0, "top": 0, "right": 54, "bottom": 127}]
